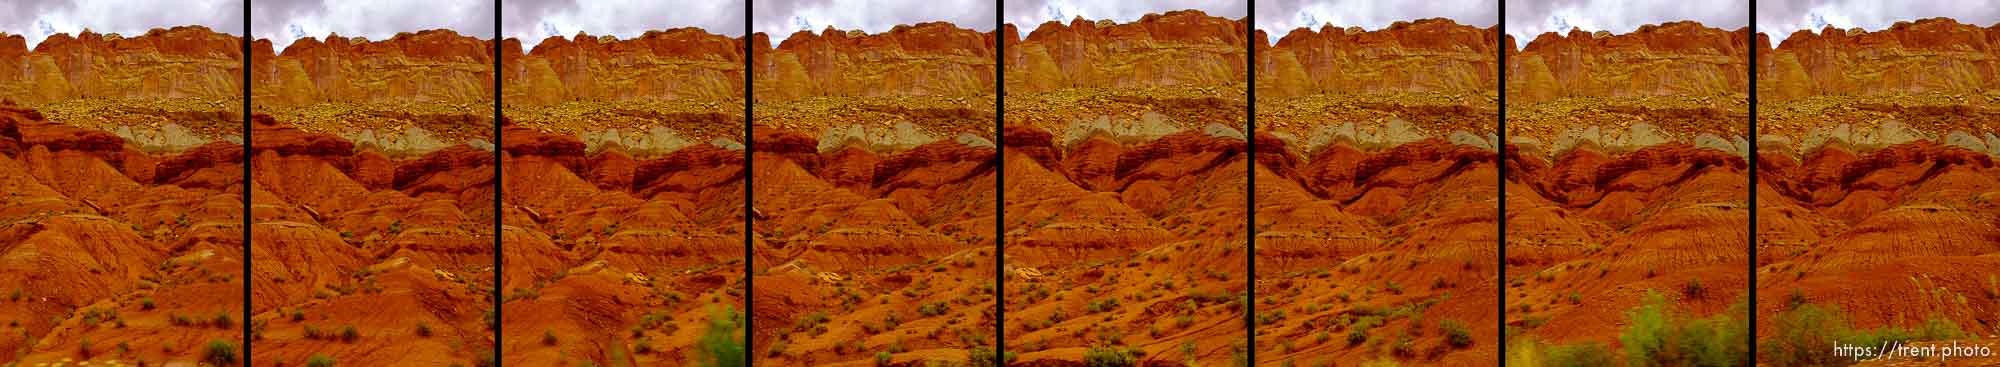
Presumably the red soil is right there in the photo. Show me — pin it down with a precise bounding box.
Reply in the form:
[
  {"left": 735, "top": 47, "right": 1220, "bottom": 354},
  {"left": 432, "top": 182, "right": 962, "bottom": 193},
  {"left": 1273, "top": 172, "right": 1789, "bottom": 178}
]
[
  {"left": 1505, "top": 143, "right": 1750, "bottom": 346},
  {"left": 246, "top": 114, "right": 495, "bottom": 366},
  {"left": 748, "top": 124, "right": 999, "bottom": 365},
  {"left": 0, "top": 105, "right": 245, "bottom": 365},
  {"left": 496, "top": 122, "right": 747, "bottom": 365}
]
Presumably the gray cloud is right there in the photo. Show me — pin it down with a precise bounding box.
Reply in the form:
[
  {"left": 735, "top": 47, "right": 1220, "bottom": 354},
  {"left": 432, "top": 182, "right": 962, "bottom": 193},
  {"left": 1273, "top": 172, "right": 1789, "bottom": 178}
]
[
  {"left": 1, "top": 0, "right": 243, "bottom": 48},
  {"left": 1004, "top": 0, "right": 1246, "bottom": 35},
  {"left": 1505, "top": 0, "right": 1746, "bottom": 44},
  {"left": 504, "top": 0, "right": 745, "bottom": 52},
  {"left": 754, "top": 0, "right": 996, "bottom": 45},
  {"left": 1255, "top": 0, "right": 1496, "bottom": 43},
  {"left": 252, "top": 0, "right": 494, "bottom": 51},
  {"left": 1758, "top": 0, "right": 2000, "bottom": 45}
]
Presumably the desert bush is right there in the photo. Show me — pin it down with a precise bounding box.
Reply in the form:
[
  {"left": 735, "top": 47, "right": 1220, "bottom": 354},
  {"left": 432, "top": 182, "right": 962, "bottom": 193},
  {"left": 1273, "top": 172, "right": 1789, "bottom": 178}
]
[
  {"left": 1618, "top": 290, "right": 1747, "bottom": 367},
  {"left": 1764, "top": 301, "right": 1968, "bottom": 367},
  {"left": 542, "top": 329, "right": 559, "bottom": 346},
  {"left": 306, "top": 354, "right": 337, "bottom": 367},
  {"left": 1084, "top": 345, "right": 1140, "bottom": 367},
  {"left": 416, "top": 322, "right": 433, "bottom": 337},
  {"left": 697, "top": 306, "right": 746, "bottom": 367},
  {"left": 875, "top": 351, "right": 892, "bottom": 366},
  {"left": 203, "top": 339, "right": 239, "bottom": 366},
  {"left": 966, "top": 346, "right": 1015, "bottom": 367},
  {"left": 1441, "top": 319, "right": 1474, "bottom": 348},
  {"left": 1507, "top": 339, "right": 1615, "bottom": 367},
  {"left": 339, "top": 325, "right": 360, "bottom": 343}
]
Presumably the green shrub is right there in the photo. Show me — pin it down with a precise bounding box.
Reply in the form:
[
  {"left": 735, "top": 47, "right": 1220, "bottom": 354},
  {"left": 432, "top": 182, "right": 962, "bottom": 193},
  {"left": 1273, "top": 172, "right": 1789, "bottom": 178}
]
[
  {"left": 1618, "top": 290, "right": 1747, "bottom": 367},
  {"left": 1764, "top": 301, "right": 1968, "bottom": 367},
  {"left": 1441, "top": 319, "right": 1474, "bottom": 348},
  {"left": 1508, "top": 339, "right": 1615, "bottom": 367},
  {"left": 306, "top": 354, "right": 337, "bottom": 367},
  {"left": 875, "top": 351, "right": 892, "bottom": 366},
  {"left": 966, "top": 346, "right": 1015, "bottom": 367},
  {"left": 203, "top": 339, "right": 238, "bottom": 366},
  {"left": 697, "top": 306, "right": 746, "bottom": 367},
  {"left": 1084, "top": 345, "right": 1139, "bottom": 367},
  {"left": 339, "top": 325, "right": 360, "bottom": 343}
]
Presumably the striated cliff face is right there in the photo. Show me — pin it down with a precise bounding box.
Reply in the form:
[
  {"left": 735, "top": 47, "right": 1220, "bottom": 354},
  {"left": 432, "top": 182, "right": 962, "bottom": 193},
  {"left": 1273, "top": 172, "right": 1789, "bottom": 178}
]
[
  {"left": 752, "top": 21, "right": 995, "bottom": 101},
  {"left": 0, "top": 26, "right": 242, "bottom": 104},
  {"left": 1252, "top": 18, "right": 1499, "bottom": 153},
  {"left": 1006, "top": 10, "right": 1247, "bottom": 93},
  {"left": 1504, "top": 22, "right": 1751, "bottom": 154},
  {"left": 1256, "top": 18, "right": 1499, "bottom": 99},
  {"left": 251, "top": 29, "right": 495, "bottom": 108},
  {"left": 502, "top": 28, "right": 745, "bottom": 106},
  {"left": 1506, "top": 21, "right": 1750, "bottom": 104},
  {"left": 1758, "top": 17, "right": 2000, "bottom": 101},
  {"left": 1756, "top": 18, "right": 2000, "bottom": 147},
  {"left": 1003, "top": 10, "right": 1247, "bottom": 138}
]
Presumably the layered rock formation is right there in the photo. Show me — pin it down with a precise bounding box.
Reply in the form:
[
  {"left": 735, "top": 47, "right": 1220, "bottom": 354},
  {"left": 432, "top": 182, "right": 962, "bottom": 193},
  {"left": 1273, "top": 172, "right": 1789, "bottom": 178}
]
[
  {"left": 1005, "top": 10, "right": 1248, "bottom": 133},
  {"left": 754, "top": 22, "right": 994, "bottom": 102},
  {"left": 247, "top": 29, "right": 497, "bottom": 366},
  {"left": 745, "top": 19, "right": 1000, "bottom": 364},
  {"left": 1250, "top": 18, "right": 1500, "bottom": 366},
  {"left": 0, "top": 104, "right": 246, "bottom": 364},
  {"left": 1503, "top": 21, "right": 1751, "bottom": 359},
  {"left": 1506, "top": 22, "right": 1751, "bottom": 149},
  {"left": 1753, "top": 18, "right": 2000, "bottom": 359},
  {"left": 250, "top": 30, "right": 495, "bottom": 150},
  {"left": 246, "top": 113, "right": 495, "bottom": 366},
  {"left": 495, "top": 24, "right": 750, "bottom": 365},
  {"left": 0, "top": 27, "right": 243, "bottom": 152},
  {"left": 0, "top": 26, "right": 241, "bottom": 104},
  {"left": 998, "top": 10, "right": 1248, "bottom": 365},
  {"left": 1757, "top": 18, "right": 2000, "bottom": 148},
  {"left": 499, "top": 28, "right": 747, "bottom": 154}
]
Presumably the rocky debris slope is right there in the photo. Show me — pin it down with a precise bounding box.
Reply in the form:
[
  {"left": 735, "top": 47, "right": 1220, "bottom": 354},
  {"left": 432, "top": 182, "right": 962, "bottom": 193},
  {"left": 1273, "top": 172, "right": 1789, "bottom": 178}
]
[
  {"left": 0, "top": 105, "right": 245, "bottom": 365},
  {"left": 246, "top": 113, "right": 495, "bottom": 366}
]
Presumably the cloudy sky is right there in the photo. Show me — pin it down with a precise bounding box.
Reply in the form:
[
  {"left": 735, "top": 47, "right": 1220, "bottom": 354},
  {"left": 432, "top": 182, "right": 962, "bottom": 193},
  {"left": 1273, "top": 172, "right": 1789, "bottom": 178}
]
[
  {"left": 1004, "top": 0, "right": 1246, "bottom": 37},
  {"left": 506, "top": 0, "right": 743, "bottom": 51},
  {"left": 754, "top": 0, "right": 994, "bottom": 45},
  {"left": 1759, "top": 0, "right": 2000, "bottom": 45},
  {"left": 1506, "top": 0, "right": 1745, "bottom": 43},
  {"left": 1256, "top": 0, "right": 1495, "bottom": 43},
  {"left": 0, "top": 0, "right": 242, "bottom": 48},
  {"left": 252, "top": 0, "right": 493, "bottom": 51}
]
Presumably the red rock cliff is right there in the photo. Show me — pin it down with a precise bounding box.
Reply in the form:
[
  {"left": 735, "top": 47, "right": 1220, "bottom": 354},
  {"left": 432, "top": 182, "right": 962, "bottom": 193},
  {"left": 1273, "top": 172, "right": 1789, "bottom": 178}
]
[
  {"left": 1005, "top": 10, "right": 1247, "bottom": 93},
  {"left": 1506, "top": 21, "right": 1751, "bottom": 104},
  {"left": 752, "top": 21, "right": 995, "bottom": 101},
  {"left": 1255, "top": 18, "right": 1499, "bottom": 99},
  {"left": 1757, "top": 17, "right": 2000, "bottom": 101},
  {"left": 0, "top": 26, "right": 241, "bottom": 104},
  {"left": 503, "top": 28, "right": 745, "bottom": 105},
  {"left": 251, "top": 29, "right": 495, "bottom": 108}
]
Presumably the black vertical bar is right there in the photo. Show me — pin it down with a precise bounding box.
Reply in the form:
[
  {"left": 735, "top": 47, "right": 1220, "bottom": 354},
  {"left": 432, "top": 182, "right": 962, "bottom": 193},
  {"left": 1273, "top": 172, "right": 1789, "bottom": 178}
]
[
  {"left": 743, "top": 0, "right": 757, "bottom": 364},
  {"left": 993, "top": 0, "right": 1007, "bottom": 364},
  {"left": 1496, "top": 0, "right": 1510, "bottom": 364},
  {"left": 241, "top": 0, "right": 254, "bottom": 363},
  {"left": 491, "top": 0, "right": 504, "bottom": 365},
  {"left": 1245, "top": 0, "right": 1258, "bottom": 364},
  {"left": 1746, "top": 0, "right": 1760, "bottom": 364}
]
